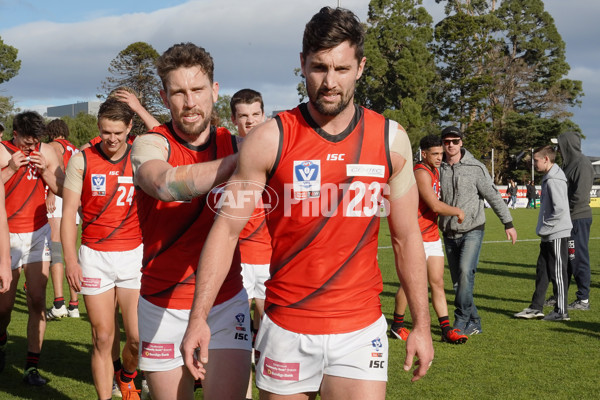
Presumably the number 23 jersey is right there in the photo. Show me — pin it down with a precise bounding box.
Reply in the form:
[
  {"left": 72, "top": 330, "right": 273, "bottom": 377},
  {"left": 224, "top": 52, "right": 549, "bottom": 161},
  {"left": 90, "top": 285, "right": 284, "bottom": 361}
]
[{"left": 265, "top": 103, "right": 393, "bottom": 335}]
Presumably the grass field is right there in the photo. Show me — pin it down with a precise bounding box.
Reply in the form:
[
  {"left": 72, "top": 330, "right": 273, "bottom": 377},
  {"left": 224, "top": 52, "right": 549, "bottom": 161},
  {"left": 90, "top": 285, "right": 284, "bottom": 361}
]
[{"left": 0, "top": 207, "right": 599, "bottom": 399}]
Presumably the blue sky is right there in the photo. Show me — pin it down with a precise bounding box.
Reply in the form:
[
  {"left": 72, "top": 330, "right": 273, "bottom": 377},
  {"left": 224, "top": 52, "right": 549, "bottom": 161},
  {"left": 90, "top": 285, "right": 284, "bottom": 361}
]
[{"left": 1, "top": 0, "right": 598, "bottom": 155}]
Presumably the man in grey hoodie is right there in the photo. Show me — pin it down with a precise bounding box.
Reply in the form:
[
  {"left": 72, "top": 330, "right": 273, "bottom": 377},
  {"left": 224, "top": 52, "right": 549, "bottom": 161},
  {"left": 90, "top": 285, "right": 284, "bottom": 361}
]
[
  {"left": 555, "top": 131, "right": 594, "bottom": 311},
  {"left": 438, "top": 126, "right": 517, "bottom": 335},
  {"left": 515, "top": 145, "right": 572, "bottom": 321}
]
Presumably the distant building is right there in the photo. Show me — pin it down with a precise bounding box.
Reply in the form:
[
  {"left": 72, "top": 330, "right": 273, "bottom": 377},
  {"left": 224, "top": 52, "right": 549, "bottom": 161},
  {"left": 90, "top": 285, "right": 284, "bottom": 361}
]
[{"left": 47, "top": 101, "right": 101, "bottom": 119}]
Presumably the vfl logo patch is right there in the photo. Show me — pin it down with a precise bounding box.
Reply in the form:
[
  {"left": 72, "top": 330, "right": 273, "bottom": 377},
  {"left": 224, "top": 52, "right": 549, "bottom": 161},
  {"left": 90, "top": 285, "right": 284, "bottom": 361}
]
[
  {"left": 346, "top": 164, "right": 385, "bottom": 178},
  {"left": 91, "top": 174, "right": 106, "bottom": 196},
  {"left": 371, "top": 337, "right": 383, "bottom": 352},
  {"left": 293, "top": 160, "right": 321, "bottom": 200}
]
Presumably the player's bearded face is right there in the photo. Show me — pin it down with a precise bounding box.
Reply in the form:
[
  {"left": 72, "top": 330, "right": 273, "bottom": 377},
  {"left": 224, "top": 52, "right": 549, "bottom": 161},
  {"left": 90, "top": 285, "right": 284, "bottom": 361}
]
[
  {"left": 302, "top": 42, "right": 364, "bottom": 117},
  {"left": 307, "top": 80, "right": 355, "bottom": 117},
  {"left": 172, "top": 102, "right": 213, "bottom": 138},
  {"left": 162, "top": 66, "right": 217, "bottom": 139}
]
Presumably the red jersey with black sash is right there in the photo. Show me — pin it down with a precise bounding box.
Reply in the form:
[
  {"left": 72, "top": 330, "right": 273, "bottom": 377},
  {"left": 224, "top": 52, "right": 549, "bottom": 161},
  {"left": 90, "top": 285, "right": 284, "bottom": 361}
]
[
  {"left": 80, "top": 143, "right": 141, "bottom": 251},
  {"left": 239, "top": 209, "right": 272, "bottom": 265},
  {"left": 136, "top": 123, "right": 243, "bottom": 310},
  {"left": 414, "top": 161, "right": 440, "bottom": 242},
  {"left": 2, "top": 140, "right": 47, "bottom": 233},
  {"left": 54, "top": 138, "right": 78, "bottom": 169},
  {"left": 265, "top": 103, "right": 392, "bottom": 334}
]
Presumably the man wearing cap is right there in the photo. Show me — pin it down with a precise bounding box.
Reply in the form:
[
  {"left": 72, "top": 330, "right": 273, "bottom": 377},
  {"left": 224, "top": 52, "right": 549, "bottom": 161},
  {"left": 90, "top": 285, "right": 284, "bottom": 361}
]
[{"left": 438, "top": 126, "right": 517, "bottom": 335}]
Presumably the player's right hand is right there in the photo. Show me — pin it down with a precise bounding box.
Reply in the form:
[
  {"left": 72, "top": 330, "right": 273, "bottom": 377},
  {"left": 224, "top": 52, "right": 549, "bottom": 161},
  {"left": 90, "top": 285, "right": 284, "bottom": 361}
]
[
  {"left": 8, "top": 151, "right": 28, "bottom": 171},
  {"left": 65, "top": 262, "right": 83, "bottom": 292},
  {"left": 180, "top": 317, "right": 211, "bottom": 380}
]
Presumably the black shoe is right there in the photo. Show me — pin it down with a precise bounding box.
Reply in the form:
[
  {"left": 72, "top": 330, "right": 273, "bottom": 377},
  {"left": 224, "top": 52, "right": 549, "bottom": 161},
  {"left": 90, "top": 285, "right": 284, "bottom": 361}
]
[{"left": 23, "top": 367, "right": 47, "bottom": 386}]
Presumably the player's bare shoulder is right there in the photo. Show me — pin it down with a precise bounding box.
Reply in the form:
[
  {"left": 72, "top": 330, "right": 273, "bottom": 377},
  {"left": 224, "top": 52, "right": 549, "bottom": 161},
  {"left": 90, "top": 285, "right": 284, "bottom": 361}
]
[{"left": 239, "top": 118, "right": 280, "bottom": 173}]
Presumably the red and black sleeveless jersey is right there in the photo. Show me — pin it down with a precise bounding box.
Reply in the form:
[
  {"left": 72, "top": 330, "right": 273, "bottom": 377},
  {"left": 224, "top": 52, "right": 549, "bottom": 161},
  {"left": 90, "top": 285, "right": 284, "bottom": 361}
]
[
  {"left": 136, "top": 123, "right": 243, "bottom": 310},
  {"left": 265, "top": 103, "right": 392, "bottom": 334},
  {"left": 80, "top": 143, "right": 141, "bottom": 251},
  {"left": 239, "top": 208, "right": 272, "bottom": 265},
  {"left": 2, "top": 140, "right": 47, "bottom": 233},
  {"left": 54, "top": 138, "right": 78, "bottom": 169},
  {"left": 414, "top": 162, "right": 440, "bottom": 242}
]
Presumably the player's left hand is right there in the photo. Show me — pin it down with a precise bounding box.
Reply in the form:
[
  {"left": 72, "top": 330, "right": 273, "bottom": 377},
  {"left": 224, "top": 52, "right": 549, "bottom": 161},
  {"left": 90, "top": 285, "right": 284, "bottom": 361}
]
[
  {"left": 46, "top": 192, "right": 56, "bottom": 213},
  {"left": 180, "top": 316, "right": 211, "bottom": 380},
  {"left": 28, "top": 150, "right": 47, "bottom": 172},
  {"left": 403, "top": 326, "right": 434, "bottom": 382},
  {"left": 505, "top": 227, "right": 517, "bottom": 244}
]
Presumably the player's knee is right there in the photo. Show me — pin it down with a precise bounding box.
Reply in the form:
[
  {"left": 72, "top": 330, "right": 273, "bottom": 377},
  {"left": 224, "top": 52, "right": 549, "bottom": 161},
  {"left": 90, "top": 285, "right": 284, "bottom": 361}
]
[
  {"left": 91, "top": 329, "right": 114, "bottom": 351},
  {"left": 50, "top": 241, "right": 63, "bottom": 265}
]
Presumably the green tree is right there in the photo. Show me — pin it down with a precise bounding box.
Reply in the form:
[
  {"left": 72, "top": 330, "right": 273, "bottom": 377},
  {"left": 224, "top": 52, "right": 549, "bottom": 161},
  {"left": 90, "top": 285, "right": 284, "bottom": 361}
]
[
  {"left": 98, "top": 42, "right": 165, "bottom": 135},
  {"left": 214, "top": 94, "right": 236, "bottom": 133},
  {"left": 0, "top": 36, "right": 21, "bottom": 120},
  {"left": 494, "top": 0, "right": 583, "bottom": 119},
  {"left": 434, "top": 0, "right": 583, "bottom": 182},
  {"left": 356, "top": 0, "right": 437, "bottom": 145},
  {"left": 0, "top": 36, "right": 20, "bottom": 85},
  {"left": 62, "top": 112, "right": 98, "bottom": 148}
]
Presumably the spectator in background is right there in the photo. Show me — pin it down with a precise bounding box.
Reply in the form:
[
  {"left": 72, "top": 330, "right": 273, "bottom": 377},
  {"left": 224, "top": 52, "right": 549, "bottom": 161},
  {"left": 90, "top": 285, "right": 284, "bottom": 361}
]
[
  {"left": 515, "top": 146, "right": 571, "bottom": 321},
  {"left": 555, "top": 132, "right": 594, "bottom": 311},
  {"left": 506, "top": 179, "right": 518, "bottom": 209},
  {"left": 439, "top": 126, "right": 517, "bottom": 335}
]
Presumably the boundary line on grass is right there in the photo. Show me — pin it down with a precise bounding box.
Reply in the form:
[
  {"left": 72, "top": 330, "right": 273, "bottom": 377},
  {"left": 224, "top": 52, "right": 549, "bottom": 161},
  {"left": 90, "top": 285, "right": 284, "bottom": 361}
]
[{"left": 378, "top": 237, "right": 600, "bottom": 249}]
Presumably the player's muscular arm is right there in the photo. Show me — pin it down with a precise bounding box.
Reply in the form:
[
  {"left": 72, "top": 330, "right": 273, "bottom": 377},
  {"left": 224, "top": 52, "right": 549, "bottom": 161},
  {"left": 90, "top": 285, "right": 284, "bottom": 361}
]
[
  {"left": 38, "top": 143, "right": 65, "bottom": 196},
  {"left": 0, "top": 184, "right": 11, "bottom": 293},
  {"left": 181, "top": 120, "right": 279, "bottom": 380},
  {"left": 61, "top": 154, "right": 84, "bottom": 292},
  {"left": 387, "top": 127, "right": 433, "bottom": 382},
  {"left": 131, "top": 133, "right": 238, "bottom": 202},
  {"left": 415, "top": 169, "right": 464, "bottom": 223},
  {"left": 0, "top": 147, "right": 26, "bottom": 183}
]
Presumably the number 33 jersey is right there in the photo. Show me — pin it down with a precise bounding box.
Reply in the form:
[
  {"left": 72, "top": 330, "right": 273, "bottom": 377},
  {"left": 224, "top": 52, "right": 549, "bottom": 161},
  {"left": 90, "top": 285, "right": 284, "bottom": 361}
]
[{"left": 265, "top": 103, "right": 394, "bottom": 335}]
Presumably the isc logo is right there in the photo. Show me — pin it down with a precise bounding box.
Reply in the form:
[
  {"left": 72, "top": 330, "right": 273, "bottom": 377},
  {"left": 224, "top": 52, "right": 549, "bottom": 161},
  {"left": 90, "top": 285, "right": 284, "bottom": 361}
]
[
  {"left": 369, "top": 360, "right": 385, "bottom": 368},
  {"left": 326, "top": 154, "right": 345, "bottom": 161},
  {"left": 234, "top": 332, "right": 248, "bottom": 341}
]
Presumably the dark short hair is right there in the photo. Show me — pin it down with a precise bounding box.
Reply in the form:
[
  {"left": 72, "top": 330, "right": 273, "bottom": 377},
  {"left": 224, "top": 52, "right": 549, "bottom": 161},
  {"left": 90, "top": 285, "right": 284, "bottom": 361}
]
[
  {"left": 156, "top": 42, "right": 214, "bottom": 90},
  {"left": 230, "top": 89, "right": 264, "bottom": 117},
  {"left": 98, "top": 98, "right": 134, "bottom": 125},
  {"left": 420, "top": 134, "right": 442, "bottom": 151},
  {"left": 13, "top": 111, "right": 46, "bottom": 140},
  {"left": 302, "top": 7, "right": 364, "bottom": 60},
  {"left": 0, "top": 123, "right": 4, "bottom": 132},
  {"left": 534, "top": 145, "right": 556, "bottom": 163},
  {"left": 46, "top": 119, "right": 70, "bottom": 140}
]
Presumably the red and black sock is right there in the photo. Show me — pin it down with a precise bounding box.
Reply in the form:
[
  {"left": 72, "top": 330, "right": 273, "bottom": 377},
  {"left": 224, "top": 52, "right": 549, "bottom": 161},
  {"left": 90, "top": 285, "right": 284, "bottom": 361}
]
[
  {"left": 120, "top": 368, "right": 137, "bottom": 383},
  {"left": 113, "top": 358, "right": 122, "bottom": 375},
  {"left": 68, "top": 300, "right": 79, "bottom": 311},
  {"left": 439, "top": 316, "right": 451, "bottom": 335},
  {"left": 392, "top": 313, "right": 405, "bottom": 329},
  {"left": 53, "top": 297, "right": 65, "bottom": 309},
  {"left": 25, "top": 351, "right": 40, "bottom": 370}
]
